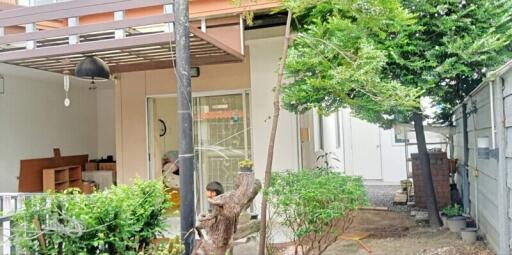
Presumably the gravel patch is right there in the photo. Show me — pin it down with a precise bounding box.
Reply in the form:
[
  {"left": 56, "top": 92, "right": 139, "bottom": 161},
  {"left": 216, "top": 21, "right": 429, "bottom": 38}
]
[{"left": 365, "top": 185, "right": 410, "bottom": 212}]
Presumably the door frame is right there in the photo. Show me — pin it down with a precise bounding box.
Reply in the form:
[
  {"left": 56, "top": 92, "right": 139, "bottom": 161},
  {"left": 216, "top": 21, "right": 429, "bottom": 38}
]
[
  {"left": 145, "top": 88, "right": 253, "bottom": 211},
  {"left": 145, "top": 89, "right": 251, "bottom": 176}
]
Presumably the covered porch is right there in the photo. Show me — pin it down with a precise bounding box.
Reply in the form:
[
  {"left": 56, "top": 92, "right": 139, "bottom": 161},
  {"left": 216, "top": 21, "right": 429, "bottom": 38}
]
[{"left": 0, "top": 0, "right": 295, "bottom": 253}]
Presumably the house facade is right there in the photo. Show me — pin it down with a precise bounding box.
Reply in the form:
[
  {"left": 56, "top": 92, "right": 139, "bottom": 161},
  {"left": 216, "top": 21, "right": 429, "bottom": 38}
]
[{"left": 0, "top": 0, "right": 446, "bottom": 198}]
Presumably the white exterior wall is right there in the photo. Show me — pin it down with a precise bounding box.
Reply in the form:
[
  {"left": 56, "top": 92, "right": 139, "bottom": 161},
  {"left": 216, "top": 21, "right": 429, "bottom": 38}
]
[
  {"left": 309, "top": 108, "right": 407, "bottom": 183},
  {"left": 96, "top": 86, "right": 116, "bottom": 159},
  {"left": 247, "top": 36, "right": 300, "bottom": 184},
  {"left": 0, "top": 65, "right": 102, "bottom": 192},
  {"left": 380, "top": 129, "right": 408, "bottom": 182}
]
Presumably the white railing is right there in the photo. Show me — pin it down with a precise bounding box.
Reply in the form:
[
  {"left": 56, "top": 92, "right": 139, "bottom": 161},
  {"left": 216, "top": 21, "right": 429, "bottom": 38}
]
[
  {"left": 0, "top": 193, "right": 44, "bottom": 255},
  {"left": 16, "top": 0, "right": 71, "bottom": 7}
]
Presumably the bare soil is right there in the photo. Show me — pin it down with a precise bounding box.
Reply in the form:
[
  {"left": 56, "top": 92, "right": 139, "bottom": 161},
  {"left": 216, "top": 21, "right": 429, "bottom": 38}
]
[
  {"left": 322, "top": 210, "right": 495, "bottom": 255},
  {"left": 236, "top": 210, "right": 494, "bottom": 255}
]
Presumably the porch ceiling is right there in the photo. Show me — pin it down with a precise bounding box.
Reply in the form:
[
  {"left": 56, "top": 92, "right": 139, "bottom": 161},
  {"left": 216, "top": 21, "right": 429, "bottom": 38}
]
[
  {"left": 0, "top": 0, "right": 244, "bottom": 74},
  {"left": 0, "top": 27, "right": 243, "bottom": 73}
]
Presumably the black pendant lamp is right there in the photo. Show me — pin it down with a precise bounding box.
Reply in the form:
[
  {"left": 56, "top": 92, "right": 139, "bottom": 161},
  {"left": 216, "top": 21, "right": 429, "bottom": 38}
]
[{"left": 75, "top": 56, "right": 111, "bottom": 84}]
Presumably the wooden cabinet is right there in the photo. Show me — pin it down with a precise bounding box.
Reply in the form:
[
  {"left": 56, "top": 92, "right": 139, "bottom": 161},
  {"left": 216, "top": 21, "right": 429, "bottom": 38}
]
[{"left": 43, "top": 165, "right": 83, "bottom": 192}]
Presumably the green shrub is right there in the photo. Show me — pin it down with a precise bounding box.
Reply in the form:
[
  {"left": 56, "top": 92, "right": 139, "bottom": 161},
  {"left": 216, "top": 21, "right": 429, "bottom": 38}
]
[
  {"left": 12, "top": 180, "right": 171, "bottom": 255},
  {"left": 266, "top": 170, "right": 368, "bottom": 255},
  {"left": 442, "top": 204, "right": 464, "bottom": 218}
]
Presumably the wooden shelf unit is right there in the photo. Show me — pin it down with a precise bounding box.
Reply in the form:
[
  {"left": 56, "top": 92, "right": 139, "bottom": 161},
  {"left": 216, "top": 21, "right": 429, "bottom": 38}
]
[{"left": 43, "top": 165, "right": 83, "bottom": 192}]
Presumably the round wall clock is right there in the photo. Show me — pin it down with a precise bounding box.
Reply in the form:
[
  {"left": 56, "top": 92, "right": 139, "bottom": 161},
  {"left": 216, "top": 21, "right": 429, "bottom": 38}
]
[{"left": 159, "top": 119, "right": 167, "bottom": 137}]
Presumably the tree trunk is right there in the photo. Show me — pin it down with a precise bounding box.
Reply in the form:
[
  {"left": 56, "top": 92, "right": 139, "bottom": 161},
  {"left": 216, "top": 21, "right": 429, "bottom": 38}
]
[
  {"left": 195, "top": 172, "right": 262, "bottom": 255},
  {"left": 258, "top": 10, "right": 293, "bottom": 255},
  {"left": 412, "top": 112, "right": 442, "bottom": 228}
]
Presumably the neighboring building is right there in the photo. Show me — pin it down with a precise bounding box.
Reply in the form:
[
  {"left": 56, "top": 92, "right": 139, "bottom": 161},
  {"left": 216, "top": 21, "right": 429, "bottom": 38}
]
[
  {"left": 300, "top": 109, "right": 449, "bottom": 183},
  {"left": 452, "top": 60, "right": 512, "bottom": 254}
]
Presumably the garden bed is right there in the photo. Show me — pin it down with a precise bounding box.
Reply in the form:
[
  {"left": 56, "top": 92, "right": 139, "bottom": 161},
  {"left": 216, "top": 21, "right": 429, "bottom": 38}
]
[
  {"left": 234, "top": 210, "right": 495, "bottom": 255},
  {"left": 322, "top": 210, "right": 494, "bottom": 255}
]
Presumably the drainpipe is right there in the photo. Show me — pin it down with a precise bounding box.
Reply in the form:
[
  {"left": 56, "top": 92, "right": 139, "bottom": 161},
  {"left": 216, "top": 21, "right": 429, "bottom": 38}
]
[
  {"left": 461, "top": 104, "right": 470, "bottom": 215},
  {"left": 492, "top": 77, "right": 510, "bottom": 254},
  {"left": 490, "top": 81, "right": 497, "bottom": 148}
]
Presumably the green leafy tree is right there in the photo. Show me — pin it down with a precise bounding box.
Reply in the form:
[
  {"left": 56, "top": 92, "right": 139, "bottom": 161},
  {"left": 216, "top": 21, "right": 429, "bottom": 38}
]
[
  {"left": 281, "top": 0, "right": 512, "bottom": 227},
  {"left": 282, "top": 0, "right": 420, "bottom": 127},
  {"left": 382, "top": 0, "right": 512, "bottom": 122}
]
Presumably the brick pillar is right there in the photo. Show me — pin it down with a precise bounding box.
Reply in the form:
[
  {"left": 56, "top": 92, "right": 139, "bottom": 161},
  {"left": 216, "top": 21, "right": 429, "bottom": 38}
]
[{"left": 412, "top": 152, "right": 451, "bottom": 209}]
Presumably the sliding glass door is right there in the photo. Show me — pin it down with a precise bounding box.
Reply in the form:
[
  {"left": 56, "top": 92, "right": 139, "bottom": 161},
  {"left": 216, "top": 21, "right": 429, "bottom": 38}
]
[
  {"left": 194, "top": 92, "right": 251, "bottom": 211},
  {"left": 147, "top": 90, "right": 251, "bottom": 214}
]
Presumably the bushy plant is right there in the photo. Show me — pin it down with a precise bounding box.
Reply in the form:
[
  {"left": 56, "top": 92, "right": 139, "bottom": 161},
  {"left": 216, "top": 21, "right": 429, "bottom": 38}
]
[
  {"left": 12, "top": 180, "right": 171, "bottom": 255},
  {"left": 442, "top": 204, "right": 464, "bottom": 218},
  {"left": 266, "top": 170, "right": 368, "bottom": 255}
]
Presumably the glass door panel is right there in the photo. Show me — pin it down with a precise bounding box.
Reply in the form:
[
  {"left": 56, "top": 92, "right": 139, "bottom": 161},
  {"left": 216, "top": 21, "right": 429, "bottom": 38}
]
[
  {"left": 194, "top": 92, "right": 251, "bottom": 212},
  {"left": 148, "top": 91, "right": 251, "bottom": 215}
]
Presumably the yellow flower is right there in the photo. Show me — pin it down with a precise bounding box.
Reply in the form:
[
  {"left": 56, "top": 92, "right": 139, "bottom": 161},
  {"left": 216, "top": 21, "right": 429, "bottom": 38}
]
[{"left": 238, "top": 159, "right": 253, "bottom": 168}]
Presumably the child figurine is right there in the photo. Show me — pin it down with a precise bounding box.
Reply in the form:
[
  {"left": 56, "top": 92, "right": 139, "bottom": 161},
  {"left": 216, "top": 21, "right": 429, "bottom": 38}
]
[
  {"left": 206, "top": 181, "right": 224, "bottom": 199},
  {"left": 206, "top": 181, "right": 224, "bottom": 213}
]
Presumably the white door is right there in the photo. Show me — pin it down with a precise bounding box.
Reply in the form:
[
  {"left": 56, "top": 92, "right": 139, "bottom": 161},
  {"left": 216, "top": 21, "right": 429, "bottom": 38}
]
[{"left": 349, "top": 117, "right": 383, "bottom": 179}]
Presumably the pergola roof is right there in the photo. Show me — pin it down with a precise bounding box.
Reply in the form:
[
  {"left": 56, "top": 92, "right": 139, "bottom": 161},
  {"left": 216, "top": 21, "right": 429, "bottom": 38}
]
[{"left": 0, "top": 0, "right": 244, "bottom": 74}]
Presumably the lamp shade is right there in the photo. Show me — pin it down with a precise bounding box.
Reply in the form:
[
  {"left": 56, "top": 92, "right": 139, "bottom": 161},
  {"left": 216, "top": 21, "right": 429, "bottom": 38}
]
[{"left": 75, "top": 56, "right": 110, "bottom": 81}]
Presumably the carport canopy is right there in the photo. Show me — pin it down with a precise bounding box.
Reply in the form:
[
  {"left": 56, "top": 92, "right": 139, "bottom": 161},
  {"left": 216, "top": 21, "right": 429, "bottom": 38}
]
[{"left": 0, "top": 0, "right": 244, "bottom": 74}]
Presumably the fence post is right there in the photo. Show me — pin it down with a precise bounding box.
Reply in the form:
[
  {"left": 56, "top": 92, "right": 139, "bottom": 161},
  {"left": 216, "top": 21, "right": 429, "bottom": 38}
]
[{"left": 2, "top": 195, "right": 13, "bottom": 255}]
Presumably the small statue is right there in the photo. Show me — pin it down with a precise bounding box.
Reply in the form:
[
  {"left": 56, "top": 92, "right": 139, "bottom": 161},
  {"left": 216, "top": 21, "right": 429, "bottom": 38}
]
[{"left": 194, "top": 170, "right": 261, "bottom": 255}]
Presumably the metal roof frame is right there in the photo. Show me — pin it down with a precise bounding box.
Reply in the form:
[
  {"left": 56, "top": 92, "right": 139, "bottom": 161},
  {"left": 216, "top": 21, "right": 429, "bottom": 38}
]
[{"left": 0, "top": 0, "right": 244, "bottom": 74}]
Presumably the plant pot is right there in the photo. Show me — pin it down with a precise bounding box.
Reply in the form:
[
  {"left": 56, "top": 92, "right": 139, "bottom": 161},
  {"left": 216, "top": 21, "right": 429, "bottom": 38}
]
[
  {"left": 400, "top": 180, "right": 412, "bottom": 191},
  {"left": 460, "top": 228, "right": 478, "bottom": 244},
  {"left": 440, "top": 214, "right": 448, "bottom": 228},
  {"left": 447, "top": 216, "right": 466, "bottom": 232},
  {"left": 240, "top": 167, "right": 253, "bottom": 173}
]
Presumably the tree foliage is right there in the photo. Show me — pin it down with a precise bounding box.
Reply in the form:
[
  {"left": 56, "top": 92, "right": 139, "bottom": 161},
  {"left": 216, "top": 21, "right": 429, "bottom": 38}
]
[
  {"left": 383, "top": 0, "right": 512, "bottom": 123},
  {"left": 281, "top": 0, "right": 422, "bottom": 127},
  {"left": 281, "top": 0, "right": 512, "bottom": 125}
]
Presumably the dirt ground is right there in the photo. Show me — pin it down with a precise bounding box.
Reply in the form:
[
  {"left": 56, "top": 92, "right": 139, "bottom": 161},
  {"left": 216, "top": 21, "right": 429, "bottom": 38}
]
[
  {"left": 321, "top": 210, "right": 494, "bottom": 255},
  {"left": 235, "top": 209, "right": 494, "bottom": 255}
]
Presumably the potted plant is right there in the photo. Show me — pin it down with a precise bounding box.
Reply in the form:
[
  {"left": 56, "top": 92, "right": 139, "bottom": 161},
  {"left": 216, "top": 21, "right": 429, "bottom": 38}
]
[
  {"left": 460, "top": 227, "right": 478, "bottom": 244},
  {"left": 239, "top": 159, "right": 253, "bottom": 172},
  {"left": 442, "top": 204, "right": 466, "bottom": 232},
  {"left": 439, "top": 211, "right": 448, "bottom": 228}
]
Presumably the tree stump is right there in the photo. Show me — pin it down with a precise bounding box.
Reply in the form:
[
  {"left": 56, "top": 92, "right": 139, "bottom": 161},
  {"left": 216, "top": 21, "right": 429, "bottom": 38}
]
[{"left": 194, "top": 171, "right": 261, "bottom": 255}]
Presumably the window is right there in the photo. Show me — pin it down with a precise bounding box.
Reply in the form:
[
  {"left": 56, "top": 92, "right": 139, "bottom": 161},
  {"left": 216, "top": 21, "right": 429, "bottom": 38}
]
[{"left": 394, "top": 127, "right": 409, "bottom": 144}]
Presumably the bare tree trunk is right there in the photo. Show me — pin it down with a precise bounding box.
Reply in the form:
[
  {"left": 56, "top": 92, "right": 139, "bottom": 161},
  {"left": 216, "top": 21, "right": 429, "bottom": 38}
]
[
  {"left": 195, "top": 172, "right": 262, "bottom": 255},
  {"left": 258, "top": 10, "right": 293, "bottom": 255},
  {"left": 412, "top": 112, "right": 442, "bottom": 227}
]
